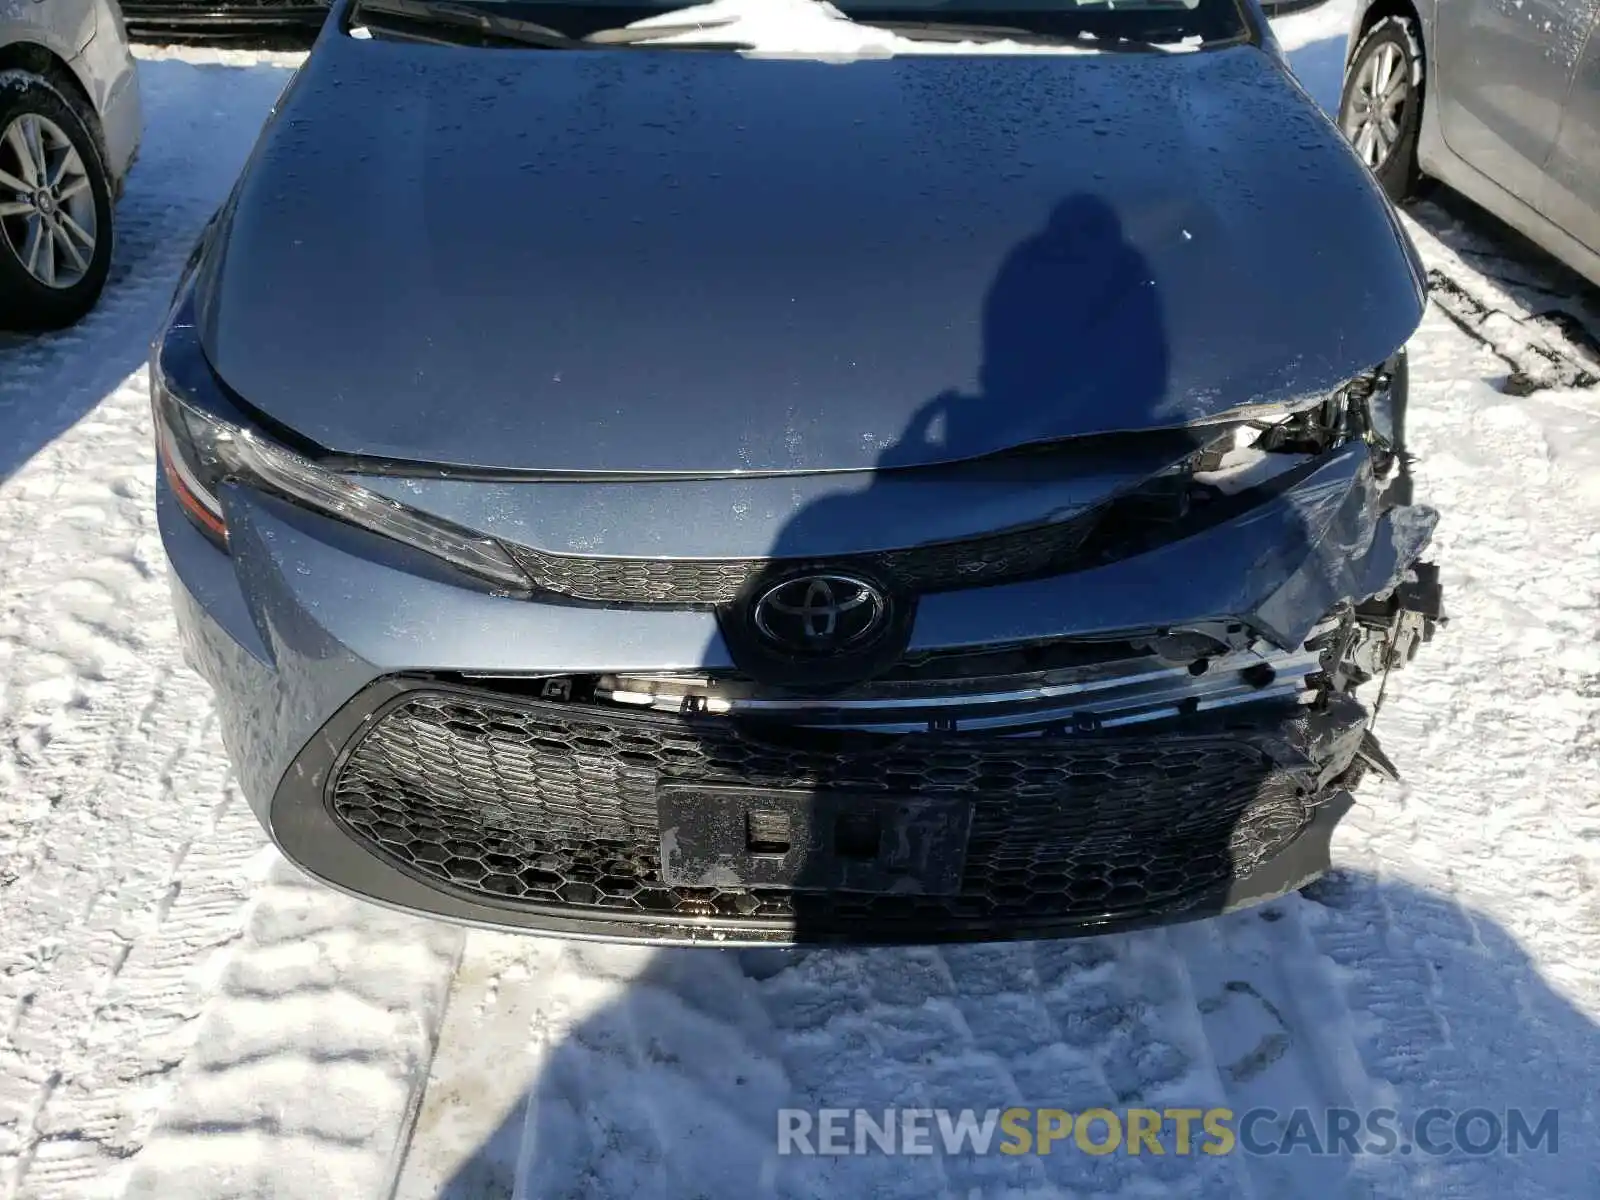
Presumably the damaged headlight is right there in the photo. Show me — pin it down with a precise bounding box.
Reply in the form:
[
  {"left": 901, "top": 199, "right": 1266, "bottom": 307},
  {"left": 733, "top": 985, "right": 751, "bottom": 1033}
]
[
  {"left": 1192, "top": 357, "right": 1406, "bottom": 496},
  {"left": 151, "top": 343, "right": 532, "bottom": 592},
  {"left": 1080, "top": 357, "right": 1410, "bottom": 564}
]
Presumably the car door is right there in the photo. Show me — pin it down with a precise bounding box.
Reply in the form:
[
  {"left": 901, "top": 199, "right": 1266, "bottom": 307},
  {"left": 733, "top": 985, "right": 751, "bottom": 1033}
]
[
  {"left": 1434, "top": 0, "right": 1594, "bottom": 205},
  {"left": 1536, "top": 16, "right": 1600, "bottom": 255}
]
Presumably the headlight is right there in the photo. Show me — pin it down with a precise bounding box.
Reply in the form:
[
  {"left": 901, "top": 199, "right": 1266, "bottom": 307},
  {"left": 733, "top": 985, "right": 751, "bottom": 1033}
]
[
  {"left": 1192, "top": 358, "right": 1402, "bottom": 438},
  {"left": 151, "top": 352, "right": 532, "bottom": 592},
  {"left": 1192, "top": 359, "right": 1405, "bottom": 489}
]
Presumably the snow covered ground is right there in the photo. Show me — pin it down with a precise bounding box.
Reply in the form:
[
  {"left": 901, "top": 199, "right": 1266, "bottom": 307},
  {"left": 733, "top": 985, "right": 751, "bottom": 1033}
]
[{"left": 2, "top": 4, "right": 1599, "bottom": 1197}]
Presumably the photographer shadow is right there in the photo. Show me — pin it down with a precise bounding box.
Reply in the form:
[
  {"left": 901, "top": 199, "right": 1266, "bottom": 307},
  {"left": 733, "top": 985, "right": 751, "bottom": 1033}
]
[
  {"left": 421, "top": 193, "right": 1474, "bottom": 1198},
  {"left": 430, "top": 870, "right": 1599, "bottom": 1199}
]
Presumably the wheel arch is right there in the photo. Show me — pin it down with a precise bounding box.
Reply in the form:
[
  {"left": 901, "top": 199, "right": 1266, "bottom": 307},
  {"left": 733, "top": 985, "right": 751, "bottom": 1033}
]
[
  {"left": 0, "top": 41, "right": 99, "bottom": 125},
  {"left": 0, "top": 41, "right": 110, "bottom": 174},
  {"left": 1343, "top": 0, "right": 1432, "bottom": 143},
  {"left": 1348, "top": 0, "right": 1429, "bottom": 70}
]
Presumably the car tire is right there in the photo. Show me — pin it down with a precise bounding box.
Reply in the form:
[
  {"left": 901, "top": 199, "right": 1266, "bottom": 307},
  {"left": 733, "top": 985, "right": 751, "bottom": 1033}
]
[
  {"left": 1338, "top": 17, "right": 1427, "bottom": 204},
  {"left": 0, "top": 70, "right": 116, "bottom": 331}
]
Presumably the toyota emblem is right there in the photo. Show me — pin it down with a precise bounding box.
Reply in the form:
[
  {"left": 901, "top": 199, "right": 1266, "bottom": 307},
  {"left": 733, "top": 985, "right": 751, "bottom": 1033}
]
[{"left": 752, "top": 573, "right": 888, "bottom": 654}]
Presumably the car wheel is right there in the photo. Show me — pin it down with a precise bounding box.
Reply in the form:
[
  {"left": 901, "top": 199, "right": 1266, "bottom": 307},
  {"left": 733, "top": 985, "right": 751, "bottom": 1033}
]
[
  {"left": 0, "top": 71, "right": 115, "bottom": 331},
  {"left": 1338, "top": 17, "right": 1427, "bottom": 204}
]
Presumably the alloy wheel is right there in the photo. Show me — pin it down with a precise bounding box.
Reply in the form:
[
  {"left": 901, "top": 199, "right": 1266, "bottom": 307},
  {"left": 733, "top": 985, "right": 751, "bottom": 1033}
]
[
  {"left": 0, "top": 112, "right": 99, "bottom": 290},
  {"left": 1342, "top": 41, "right": 1410, "bottom": 170}
]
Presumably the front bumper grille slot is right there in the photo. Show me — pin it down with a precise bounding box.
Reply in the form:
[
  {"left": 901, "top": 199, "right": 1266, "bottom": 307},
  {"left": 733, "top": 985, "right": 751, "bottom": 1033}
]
[{"left": 328, "top": 686, "right": 1339, "bottom": 935}]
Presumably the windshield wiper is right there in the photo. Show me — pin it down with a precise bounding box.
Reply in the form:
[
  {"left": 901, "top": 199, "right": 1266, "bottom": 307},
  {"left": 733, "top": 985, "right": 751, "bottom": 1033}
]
[
  {"left": 864, "top": 20, "right": 1185, "bottom": 52},
  {"left": 356, "top": 0, "right": 579, "bottom": 47},
  {"left": 354, "top": 0, "right": 753, "bottom": 49}
]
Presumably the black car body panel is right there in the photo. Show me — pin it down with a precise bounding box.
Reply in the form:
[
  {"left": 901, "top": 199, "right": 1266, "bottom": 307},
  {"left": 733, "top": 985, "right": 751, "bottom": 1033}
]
[{"left": 120, "top": 1, "right": 329, "bottom": 37}]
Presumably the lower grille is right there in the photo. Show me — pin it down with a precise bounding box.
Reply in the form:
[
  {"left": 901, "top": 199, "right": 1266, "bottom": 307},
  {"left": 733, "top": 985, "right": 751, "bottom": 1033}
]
[{"left": 328, "top": 686, "right": 1332, "bottom": 933}]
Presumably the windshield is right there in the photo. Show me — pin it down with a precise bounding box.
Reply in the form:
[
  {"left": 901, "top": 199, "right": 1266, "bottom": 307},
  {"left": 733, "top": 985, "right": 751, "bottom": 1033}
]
[{"left": 352, "top": 0, "right": 1251, "bottom": 53}]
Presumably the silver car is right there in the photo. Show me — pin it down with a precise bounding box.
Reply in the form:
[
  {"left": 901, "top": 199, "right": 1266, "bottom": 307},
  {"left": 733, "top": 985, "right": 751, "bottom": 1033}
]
[
  {"left": 1339, "top": 0, "right": 1600, "bottom": 289},
  {"left": 0, "top": 0, "right": 141, "bottom": 329}
]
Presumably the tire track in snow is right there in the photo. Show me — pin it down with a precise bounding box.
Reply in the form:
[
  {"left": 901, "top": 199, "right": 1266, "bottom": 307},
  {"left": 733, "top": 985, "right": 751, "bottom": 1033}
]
[
  {"left": 390, "top": 216, "right": 1600, "bottom": 1200},
  {"left": 116, "top": 863, "right": 462, "bottom": 1200},
  {"left": 0, "top": 358, "right": 266, "bottom": 1199},
  {"left": 0, "top": 55, "right": 304, "bottom": 1199},
  {"left": 1403, "top": 206, "right": 1600, "bottom": 396},
  {"left": 396, "top": 940, "right": 790, "bottom": 1200},
  {"left": 0, "top": 358, "right": 268, "bottom": 1198},
  {"left": 402, "top": 935, "right": 1265, "bottom": 1199},
  {"left": 1175, "top": 901, "right": 1416, "bottom": 1200},
  {"left": 1285, "top": 300, "right": 1600, "bottom": 1196},
  {"left": 0, "top": 49, "right": 465, "bottom": 1200}
]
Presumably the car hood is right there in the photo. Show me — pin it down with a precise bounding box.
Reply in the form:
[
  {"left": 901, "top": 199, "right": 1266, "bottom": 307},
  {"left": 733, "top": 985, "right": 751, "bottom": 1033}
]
[{"left": 196, "top": 35, "right": 1425, "bottom": 474}]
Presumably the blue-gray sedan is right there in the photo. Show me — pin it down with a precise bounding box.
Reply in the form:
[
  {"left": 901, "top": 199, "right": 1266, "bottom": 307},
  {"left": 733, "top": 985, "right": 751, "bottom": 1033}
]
[{"left": 153, "top": 0, "right": 1444, "bottom": 945}]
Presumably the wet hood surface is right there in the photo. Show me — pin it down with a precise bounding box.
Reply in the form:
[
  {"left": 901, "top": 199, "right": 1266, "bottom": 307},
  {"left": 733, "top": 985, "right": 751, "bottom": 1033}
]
[{"left": 197, "top": 35, "right": 1425, "bottom": 474}]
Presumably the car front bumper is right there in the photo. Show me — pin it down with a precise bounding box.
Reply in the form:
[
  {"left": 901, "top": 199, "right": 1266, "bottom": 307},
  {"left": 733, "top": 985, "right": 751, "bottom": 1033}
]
[
  {"left": 269, "top": 674, "right": 1367, "bottom": 946},
  {"left": 162, "top": 430, "right": 1439, "bottom": 945}
]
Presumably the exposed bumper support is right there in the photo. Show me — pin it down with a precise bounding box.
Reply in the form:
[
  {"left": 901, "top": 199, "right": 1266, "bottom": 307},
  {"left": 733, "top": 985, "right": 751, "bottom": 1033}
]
[{"left": 589, "top": 636, "right": 1332, "bottom": 735}]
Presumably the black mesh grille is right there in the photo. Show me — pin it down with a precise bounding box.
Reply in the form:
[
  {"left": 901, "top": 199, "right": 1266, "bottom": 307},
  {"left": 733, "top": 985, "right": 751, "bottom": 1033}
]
[
  {"left": 503, "top": 512, "right": 1100, "bottom": 606},
  {"left": 328, "top": 688, "right": 1318, "bottom": 932}
]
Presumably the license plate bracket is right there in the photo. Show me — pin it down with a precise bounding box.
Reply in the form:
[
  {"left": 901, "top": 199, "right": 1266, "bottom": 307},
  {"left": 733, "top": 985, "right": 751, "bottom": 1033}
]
[{"left": 657, "top": 784, "right": 972, "bottom": 895}]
